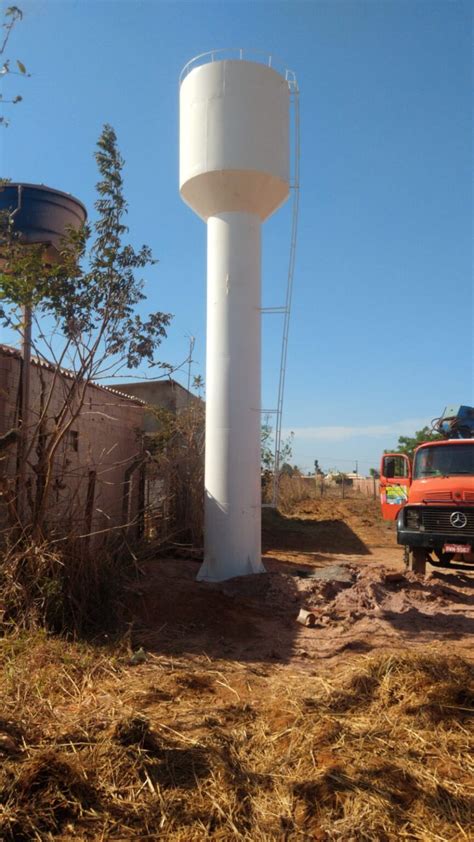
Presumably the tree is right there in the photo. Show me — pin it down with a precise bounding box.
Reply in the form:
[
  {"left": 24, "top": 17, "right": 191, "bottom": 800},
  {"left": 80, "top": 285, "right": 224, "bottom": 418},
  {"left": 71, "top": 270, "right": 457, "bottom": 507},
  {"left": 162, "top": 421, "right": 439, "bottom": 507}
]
[
  {"left": 369, "top": 467, "right": 380, "bottom": 479},
  {"left": 1, "top": 6, "right": 29, "bottom": 126},
  {"left": 145, "top": 398, "right": 205, "bottom": 547},
  {"left": 333, "top": 472, "right": 350, "bottom": 485},
  {"left": 394, "top": 427, "right": 443, "bottom": 460},
  {"left": 261, "top": 416, "right": 294, "bottom": 472},
  {"left": 0, "top": 124, "right": 172, "bottom": 536},
  {"left": 261, "top": 418, "right": 274, "bottom": 471},
  {"left": 192, "top": 373, "right": 204, "bottom": 396}
]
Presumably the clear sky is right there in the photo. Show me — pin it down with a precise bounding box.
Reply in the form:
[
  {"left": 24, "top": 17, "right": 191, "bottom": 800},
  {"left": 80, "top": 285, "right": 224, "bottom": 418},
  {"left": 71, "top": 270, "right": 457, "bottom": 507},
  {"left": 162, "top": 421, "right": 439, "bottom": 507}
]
[{"left": 1, "top": 0, "right": 472, "bottom": 474}]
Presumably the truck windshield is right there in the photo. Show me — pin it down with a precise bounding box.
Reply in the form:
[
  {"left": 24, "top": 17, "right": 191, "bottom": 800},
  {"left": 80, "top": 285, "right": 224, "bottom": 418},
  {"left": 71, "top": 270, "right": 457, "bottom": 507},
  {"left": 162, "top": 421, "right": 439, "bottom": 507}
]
[{"left": 414, "top": 444, "right": 474, "bottom": 478}]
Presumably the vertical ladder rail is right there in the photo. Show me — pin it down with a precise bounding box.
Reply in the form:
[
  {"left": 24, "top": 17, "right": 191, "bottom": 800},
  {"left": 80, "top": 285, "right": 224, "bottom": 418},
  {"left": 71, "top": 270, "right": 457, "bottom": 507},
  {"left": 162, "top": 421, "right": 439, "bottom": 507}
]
[
  {"left": 260, "top": 80, "right": 300, "bottom": 509},
  {"left": 272, "top": 84, "right": 300, "bottom": 506}
]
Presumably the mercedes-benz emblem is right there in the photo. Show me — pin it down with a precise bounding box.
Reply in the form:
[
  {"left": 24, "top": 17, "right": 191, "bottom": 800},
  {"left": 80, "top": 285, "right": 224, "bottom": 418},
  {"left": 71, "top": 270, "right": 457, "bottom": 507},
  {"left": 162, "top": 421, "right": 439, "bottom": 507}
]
[{"left": 450, "top": 511, "right": 468, "bottom": 529}]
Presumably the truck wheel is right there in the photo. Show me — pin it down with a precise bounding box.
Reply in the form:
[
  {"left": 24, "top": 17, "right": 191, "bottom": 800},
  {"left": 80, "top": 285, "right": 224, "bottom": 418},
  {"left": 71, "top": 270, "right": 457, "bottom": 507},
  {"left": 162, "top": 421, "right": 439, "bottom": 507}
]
[{"left": 407, "top": 548, "right": 427, "bottom": 575}]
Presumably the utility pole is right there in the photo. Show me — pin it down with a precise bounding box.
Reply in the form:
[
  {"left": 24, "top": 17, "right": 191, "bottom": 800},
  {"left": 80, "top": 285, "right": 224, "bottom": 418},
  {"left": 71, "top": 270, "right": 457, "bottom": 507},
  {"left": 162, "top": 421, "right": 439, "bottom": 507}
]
[{"left": 186, "top": 334, "right": 195, "bottom": 401}]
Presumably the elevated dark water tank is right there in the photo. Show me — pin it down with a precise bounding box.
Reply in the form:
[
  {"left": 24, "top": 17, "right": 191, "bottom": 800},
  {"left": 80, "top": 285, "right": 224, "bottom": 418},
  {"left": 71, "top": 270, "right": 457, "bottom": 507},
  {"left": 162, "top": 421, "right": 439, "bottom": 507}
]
[{"left": 0, "top": 183, "right": 87, "bottom": 253}]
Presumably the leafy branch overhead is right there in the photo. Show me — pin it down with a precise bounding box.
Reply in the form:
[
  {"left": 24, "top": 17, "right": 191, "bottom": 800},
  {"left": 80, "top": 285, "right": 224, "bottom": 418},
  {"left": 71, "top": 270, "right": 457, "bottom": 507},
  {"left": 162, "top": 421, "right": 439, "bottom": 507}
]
[{"left": 0, "top": 6, "right": 29, "bottom": 126}]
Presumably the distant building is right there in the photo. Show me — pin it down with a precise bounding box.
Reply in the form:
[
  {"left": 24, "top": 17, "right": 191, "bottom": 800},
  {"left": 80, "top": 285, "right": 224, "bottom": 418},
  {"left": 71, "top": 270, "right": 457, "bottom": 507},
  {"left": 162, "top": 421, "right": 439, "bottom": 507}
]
[{"left": 117, "top": 378, "right": 200, "bottom": 433}]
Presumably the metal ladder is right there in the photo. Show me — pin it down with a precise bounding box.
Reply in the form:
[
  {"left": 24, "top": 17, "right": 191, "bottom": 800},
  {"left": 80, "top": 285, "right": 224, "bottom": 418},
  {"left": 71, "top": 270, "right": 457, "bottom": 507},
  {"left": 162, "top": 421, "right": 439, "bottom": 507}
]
[{"left": 261, "top": 78, "right": 300, "bottom": 507}]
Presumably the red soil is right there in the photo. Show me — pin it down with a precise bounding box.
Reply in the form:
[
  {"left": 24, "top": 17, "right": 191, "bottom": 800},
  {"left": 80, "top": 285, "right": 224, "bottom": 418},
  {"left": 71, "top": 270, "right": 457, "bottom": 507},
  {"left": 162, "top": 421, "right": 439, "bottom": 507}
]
[{"left": 131, "top": 497, "right": 474, "bottom": 668}]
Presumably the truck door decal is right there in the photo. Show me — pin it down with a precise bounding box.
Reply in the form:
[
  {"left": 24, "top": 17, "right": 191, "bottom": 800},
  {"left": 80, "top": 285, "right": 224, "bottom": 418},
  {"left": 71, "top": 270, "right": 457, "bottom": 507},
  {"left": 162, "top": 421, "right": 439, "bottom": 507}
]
[
  {"left": 380, "top": 453, "right": 412, "bottom": 520},
  {"left": 383, "top": 484, "right": 410, "bottom": 506}
]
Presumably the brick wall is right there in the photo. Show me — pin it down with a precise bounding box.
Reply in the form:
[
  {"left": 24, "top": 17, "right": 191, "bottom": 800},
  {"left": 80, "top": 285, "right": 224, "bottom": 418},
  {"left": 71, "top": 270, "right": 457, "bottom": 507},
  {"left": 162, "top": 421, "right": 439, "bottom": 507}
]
[
  {"left": 118, "top": 379, "right": 200, "bottom": 432},
  {"left": 0, "top": 347, "right": 144, "bottom": 540}
]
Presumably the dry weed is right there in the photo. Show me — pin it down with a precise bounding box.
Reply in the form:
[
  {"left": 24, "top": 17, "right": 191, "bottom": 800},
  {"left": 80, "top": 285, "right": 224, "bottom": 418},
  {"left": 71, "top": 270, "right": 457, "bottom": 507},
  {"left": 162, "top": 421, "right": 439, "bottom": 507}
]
[
  {"left": 0, "top": 537, "right": 140, "bottom": 635},
  {"left": 0, "top": 633, "right": 472, "bottom": 840},
  {"left": 277, "top": 474, "right": 319, "bottom": 514}
]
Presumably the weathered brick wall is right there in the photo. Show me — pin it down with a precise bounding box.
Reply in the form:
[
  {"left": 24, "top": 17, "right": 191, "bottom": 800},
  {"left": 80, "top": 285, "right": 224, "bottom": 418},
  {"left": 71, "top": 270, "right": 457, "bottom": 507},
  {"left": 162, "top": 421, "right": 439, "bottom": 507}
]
[
  {"left": 0, "top": 350, "right": 21, "bottom": 529},
  {"left": 118, "top": 379, "right": 200, "bottom": 432},
  {"left": 0, "top": 349, "right": 20, "bottom": 436},
  {"left": 0, "top": 347, "right": 144, "bottom": 540}
]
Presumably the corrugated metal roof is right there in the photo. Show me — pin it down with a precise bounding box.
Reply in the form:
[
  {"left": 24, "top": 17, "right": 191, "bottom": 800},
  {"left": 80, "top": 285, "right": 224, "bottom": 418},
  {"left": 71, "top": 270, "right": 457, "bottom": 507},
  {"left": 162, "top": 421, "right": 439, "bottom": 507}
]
[{"left": 0, "top": 344, "right": 145, "bottom": 405}]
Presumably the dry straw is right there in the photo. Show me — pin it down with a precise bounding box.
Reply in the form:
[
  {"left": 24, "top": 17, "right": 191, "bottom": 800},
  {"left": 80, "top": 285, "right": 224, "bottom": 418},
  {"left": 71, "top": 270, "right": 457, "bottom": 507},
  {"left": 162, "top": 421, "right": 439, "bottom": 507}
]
[{"left": 0, "top": 631, "right": 472, "bottom": 840}]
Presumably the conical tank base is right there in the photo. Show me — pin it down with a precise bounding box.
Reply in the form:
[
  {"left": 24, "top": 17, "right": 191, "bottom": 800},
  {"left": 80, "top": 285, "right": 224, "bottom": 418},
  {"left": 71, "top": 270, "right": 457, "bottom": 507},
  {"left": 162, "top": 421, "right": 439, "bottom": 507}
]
[{"left": 197, "top": 553, "right": 265, "bottom": 583}]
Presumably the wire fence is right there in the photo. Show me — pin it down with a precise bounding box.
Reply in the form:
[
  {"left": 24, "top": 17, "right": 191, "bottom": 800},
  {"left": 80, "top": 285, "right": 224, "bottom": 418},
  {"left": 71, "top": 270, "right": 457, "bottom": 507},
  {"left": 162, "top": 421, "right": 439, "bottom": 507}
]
[{"left": 286, "top": 475, "right": 380, "bottom": 500}]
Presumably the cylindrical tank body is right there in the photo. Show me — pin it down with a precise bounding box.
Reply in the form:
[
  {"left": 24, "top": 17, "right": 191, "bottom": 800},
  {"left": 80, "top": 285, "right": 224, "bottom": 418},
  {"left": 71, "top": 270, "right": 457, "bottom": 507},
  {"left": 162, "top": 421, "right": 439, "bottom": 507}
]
[
  {"left": 0, "top": 183, "right": 87, "bottom": 256},
  {"left": 180, "top": 58, "right": 290, "bottom": 582}
]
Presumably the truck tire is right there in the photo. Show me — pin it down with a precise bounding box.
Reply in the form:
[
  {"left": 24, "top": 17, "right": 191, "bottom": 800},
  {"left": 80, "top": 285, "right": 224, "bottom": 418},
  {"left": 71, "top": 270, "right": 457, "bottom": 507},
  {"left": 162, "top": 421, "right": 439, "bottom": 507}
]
[{"left": 406, "top": 548, "right": 427, "bottom": 576}]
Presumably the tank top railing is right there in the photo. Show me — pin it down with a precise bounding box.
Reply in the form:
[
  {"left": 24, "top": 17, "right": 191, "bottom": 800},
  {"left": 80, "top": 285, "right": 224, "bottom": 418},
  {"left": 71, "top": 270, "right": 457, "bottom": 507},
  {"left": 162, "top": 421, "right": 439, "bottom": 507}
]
[{"left": 180, "top": 48, "right": 298, "bottom": 91}]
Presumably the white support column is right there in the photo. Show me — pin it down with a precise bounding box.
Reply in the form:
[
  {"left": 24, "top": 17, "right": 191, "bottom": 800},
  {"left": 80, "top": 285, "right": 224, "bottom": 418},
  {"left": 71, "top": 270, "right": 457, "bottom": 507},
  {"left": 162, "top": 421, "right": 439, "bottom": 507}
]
[{"left": 197, "top": 211, "right": 265, "bottom": 582}]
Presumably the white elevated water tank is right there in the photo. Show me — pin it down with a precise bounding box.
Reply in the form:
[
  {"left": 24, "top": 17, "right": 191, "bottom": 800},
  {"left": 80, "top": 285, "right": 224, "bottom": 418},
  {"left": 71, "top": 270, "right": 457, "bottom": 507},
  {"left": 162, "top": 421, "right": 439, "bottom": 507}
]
[{"left": 180, "top": 56, "right": 290, "bottom": 582}]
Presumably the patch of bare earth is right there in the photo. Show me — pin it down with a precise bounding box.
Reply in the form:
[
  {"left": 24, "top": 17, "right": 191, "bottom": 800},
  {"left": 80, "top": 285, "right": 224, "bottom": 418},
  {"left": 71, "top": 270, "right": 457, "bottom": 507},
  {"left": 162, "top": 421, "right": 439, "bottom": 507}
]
[
  {"left": 129, "top": 497, "right": 474, "bottom": 665},
  {"left": 1, "top": 496, "right": 473, "bottom": 839}
]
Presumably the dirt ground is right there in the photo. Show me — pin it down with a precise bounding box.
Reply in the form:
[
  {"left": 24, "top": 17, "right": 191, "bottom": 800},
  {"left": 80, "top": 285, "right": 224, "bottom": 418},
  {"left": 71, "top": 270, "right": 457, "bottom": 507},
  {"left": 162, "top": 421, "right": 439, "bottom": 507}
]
[
  {"left": 131, "top": 496, "right": 474, "bottom": 668},
  {"left": 1, "top": 495, "right": 472, "bottom": 840}
]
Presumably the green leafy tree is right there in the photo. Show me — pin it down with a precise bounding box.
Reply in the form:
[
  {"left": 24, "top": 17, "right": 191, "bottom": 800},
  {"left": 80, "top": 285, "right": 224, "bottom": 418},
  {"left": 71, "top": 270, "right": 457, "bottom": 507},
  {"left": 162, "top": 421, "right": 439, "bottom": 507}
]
[
  {"left": 261, "top": 416, "right": 294, "bottom": 472},
  {"left": 0, "top": 124, "right": 172, "bottom": 534},
  {"left": 1, "top": 124, "right": 171, "bottom": 367},
  {"left": 192, "top": 374, "right": 204, "bottom": 396},
  {"left": 394, "top": 427, "right": 443, "bottom": 460},
  {"left": 261, "top": 418, "right": 274, "bottom": 471}
]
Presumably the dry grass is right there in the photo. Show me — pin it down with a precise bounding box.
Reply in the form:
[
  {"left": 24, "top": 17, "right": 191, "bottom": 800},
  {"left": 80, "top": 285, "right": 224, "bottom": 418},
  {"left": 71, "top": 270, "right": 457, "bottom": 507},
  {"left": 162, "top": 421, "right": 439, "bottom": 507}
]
[
  {"left": 0, "top": 631, "right": 472, "bottom": 840},
  {"left": 0, "top": 538, "right": 140, "bottom": 636},
  {"left": 277, "top": 475, "right": 319, "bottom": 514}
]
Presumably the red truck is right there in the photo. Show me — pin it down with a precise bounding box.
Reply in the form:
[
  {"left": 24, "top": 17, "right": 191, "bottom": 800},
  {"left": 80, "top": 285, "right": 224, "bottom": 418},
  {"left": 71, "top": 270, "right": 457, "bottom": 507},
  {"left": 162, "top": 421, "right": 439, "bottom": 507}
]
[{"left": 380, "top": 406, "right": 474, "bottom": 575}]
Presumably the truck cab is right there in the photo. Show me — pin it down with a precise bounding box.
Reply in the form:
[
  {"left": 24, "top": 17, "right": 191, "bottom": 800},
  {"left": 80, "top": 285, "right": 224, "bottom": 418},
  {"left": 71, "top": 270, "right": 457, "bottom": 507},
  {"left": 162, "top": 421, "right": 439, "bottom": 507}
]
[{"left": 380, "top": 407, "right": 474, "bottom": 575}]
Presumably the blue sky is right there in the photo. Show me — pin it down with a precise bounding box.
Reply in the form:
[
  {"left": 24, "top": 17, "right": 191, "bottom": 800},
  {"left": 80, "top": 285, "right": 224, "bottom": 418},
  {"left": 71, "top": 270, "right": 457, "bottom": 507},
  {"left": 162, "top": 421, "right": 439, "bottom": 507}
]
[{"left": 1, "top": 0, "right": 472, "bottom": 474}]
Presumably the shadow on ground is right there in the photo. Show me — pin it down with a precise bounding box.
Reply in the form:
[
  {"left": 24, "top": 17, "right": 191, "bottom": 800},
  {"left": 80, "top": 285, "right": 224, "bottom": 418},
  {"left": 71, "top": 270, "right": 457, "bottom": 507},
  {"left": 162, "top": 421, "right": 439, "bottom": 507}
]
[
  {"left": 262, "top": 508, "right": 371, "bottom": 555},
  {"left": 128, "top": 557, "right": 304, "bottom": 664},
  {"left": 127, "top": 557, "right": 474, "bottom": 666},
  {"left": 128, "top": 507, "right": 371, "bottom": 664},
  {"left": 430, "top": 571, "right": 474, "bottom": 588},
  {"left": 382, "top": 606, "right": 474, "bottom": 638}
]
